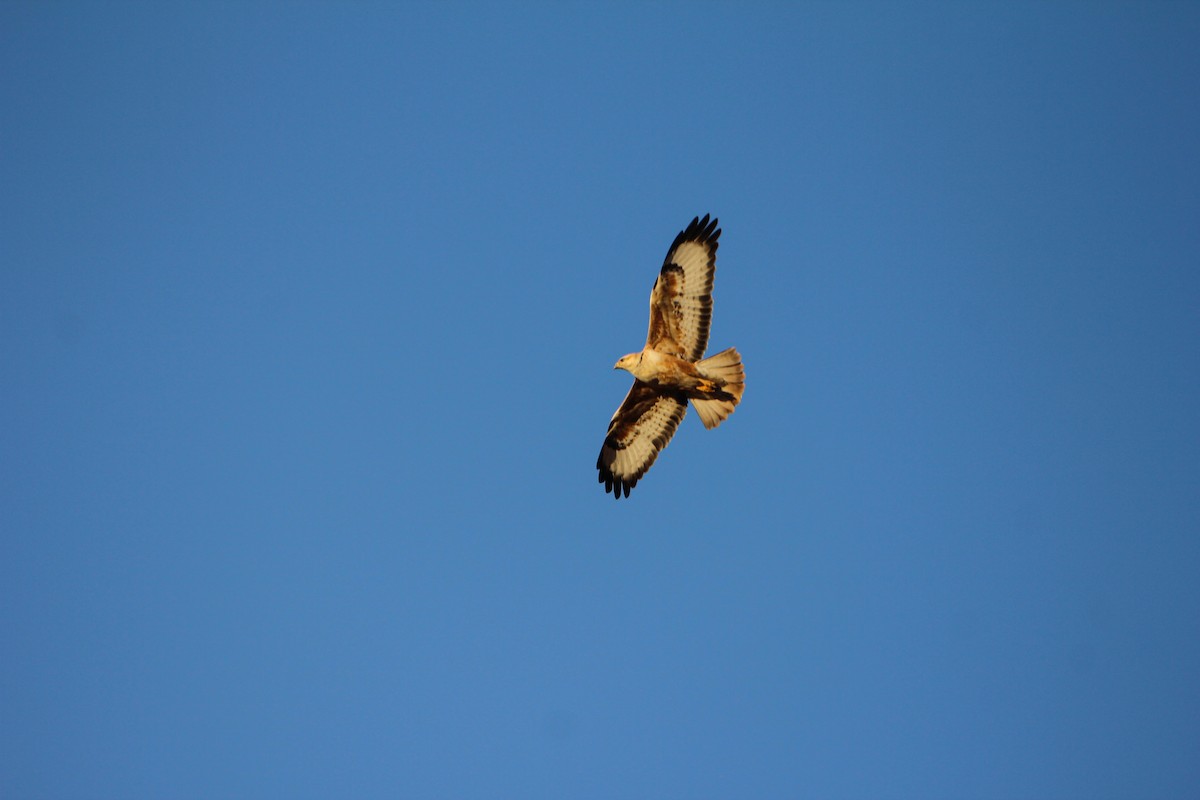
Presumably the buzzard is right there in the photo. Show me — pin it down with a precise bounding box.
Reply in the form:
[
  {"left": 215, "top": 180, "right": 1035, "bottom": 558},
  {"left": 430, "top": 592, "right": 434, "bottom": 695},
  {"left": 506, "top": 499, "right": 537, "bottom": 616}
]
[{"left": 597, "top": 214, "right": 745, "bottom": 499}]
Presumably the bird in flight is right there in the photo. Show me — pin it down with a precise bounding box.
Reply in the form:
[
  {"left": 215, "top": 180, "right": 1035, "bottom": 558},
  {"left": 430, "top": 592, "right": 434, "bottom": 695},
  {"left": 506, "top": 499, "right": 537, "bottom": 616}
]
[{"left": 597, "top": 214, "right": 745, "bottom": 499}]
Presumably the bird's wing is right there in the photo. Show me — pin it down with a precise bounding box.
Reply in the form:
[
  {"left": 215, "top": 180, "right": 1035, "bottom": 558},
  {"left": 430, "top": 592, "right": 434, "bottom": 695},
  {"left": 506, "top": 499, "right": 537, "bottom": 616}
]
[
  {"left": 645, "top": 214, "right": 720, "bottom": 361},
  {"left": 596, "top": 381, "right": 688, "bottom": 499}
]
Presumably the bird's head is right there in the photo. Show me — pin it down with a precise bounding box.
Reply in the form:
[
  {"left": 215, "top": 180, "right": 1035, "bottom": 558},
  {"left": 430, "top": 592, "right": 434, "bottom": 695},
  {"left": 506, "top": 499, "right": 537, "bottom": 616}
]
[{"left": 614, "top": 353, "right": 640, "bottom": 373}]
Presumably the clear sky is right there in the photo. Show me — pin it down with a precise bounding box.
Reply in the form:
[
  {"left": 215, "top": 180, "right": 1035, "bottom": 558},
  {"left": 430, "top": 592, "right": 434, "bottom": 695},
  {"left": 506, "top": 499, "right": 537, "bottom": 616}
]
[{"left": 3, "top": 2, "right": 1198, "bottom": 797}]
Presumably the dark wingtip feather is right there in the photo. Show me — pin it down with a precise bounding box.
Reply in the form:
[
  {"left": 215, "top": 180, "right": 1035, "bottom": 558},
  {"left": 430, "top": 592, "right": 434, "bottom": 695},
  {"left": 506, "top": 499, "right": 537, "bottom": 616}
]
[{"left": 663, "top": 214, "right": 721, "bottom": 271}]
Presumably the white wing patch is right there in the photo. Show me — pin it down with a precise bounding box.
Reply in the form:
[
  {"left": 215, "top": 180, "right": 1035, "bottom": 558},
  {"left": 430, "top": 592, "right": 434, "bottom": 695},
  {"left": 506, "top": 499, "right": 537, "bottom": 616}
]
[
  {"left": 649, "top": 215, "right": 718, "bottom": 361},
  {"left": 607, "top": 396, "right": 683, "bottom": 476},
  {"left": 597, "top": 386, "right": 687, "bottom": 499}
]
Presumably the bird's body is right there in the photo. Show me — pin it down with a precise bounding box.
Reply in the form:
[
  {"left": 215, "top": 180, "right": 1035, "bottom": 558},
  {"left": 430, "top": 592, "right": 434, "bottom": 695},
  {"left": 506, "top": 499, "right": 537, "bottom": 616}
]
[
  {"left": 614, "top": 348, "right": 698, "bottom": 388},
  {"left": 614, "top": 347, "right": 739, "bottom": 402},
  {"left": 597, "top": 215, "right": 745, "bottom": 499}
]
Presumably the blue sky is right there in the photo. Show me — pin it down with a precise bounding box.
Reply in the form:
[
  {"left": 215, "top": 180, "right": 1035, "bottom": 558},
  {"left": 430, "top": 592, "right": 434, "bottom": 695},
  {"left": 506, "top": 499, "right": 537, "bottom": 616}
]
[{"left": 3, "top": 2, "right": 1199, "bottom": 797}]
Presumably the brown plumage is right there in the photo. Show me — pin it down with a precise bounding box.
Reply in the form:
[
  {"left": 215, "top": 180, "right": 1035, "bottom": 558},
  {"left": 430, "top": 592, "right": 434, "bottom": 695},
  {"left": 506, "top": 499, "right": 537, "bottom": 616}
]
[{"left": 597, "top": 215, "right": 745, "bottom": 499}]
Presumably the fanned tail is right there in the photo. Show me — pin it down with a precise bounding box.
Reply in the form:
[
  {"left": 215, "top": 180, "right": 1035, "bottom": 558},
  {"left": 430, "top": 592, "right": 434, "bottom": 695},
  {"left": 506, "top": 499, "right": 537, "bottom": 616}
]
[{"left": 691, "top": 347, "right": 745, "bottom": 429}]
